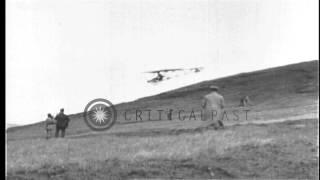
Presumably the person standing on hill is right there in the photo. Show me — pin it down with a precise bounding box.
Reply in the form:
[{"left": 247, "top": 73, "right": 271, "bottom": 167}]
[
  {"left": 55, "top": 108, "right": 70, "bottom": 138},
  {"left": 202, "top": 85, "right": 225, "bottom": 129},
  {"left": 239, "top": 95, "right": 253, "bottom": 107},
  {"left": 45, "top": 113, "right": 56, "bottom": 139}
]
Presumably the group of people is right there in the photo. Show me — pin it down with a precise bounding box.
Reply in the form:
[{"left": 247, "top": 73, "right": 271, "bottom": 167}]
[
  {"left": 43, "top": 86, "right": 250, "bottom": 139},
  {"left": 45, "top": 108, "right": 70, "bottom": 139}
]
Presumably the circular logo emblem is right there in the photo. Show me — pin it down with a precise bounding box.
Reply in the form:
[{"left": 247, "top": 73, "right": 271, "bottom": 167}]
[{"left": 83, "top": 98, "right": 117, "bottom": 131}]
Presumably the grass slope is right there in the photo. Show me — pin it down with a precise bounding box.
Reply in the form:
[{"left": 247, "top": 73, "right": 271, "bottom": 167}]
[
  {"left": 6, "top": 60, "right": 319, "bottom": 179},
  {"left": 7, "top": 119, "right": 319, "bottom": 179},
  {"left": 7, "top": 60, "right": 319, "bottom": 140}
]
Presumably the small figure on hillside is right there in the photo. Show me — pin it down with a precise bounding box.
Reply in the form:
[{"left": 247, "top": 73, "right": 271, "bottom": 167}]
[
  {"left": 202, "top": 85, "right": 225, "bottom": 129},
  {"left": 55, "top": 108, "right": 70, "bottom": 138},
  {"left": 239, "top": 95, "right": 253, "bottom": 107},
  {"left": 45, "top": 113, "right": 56, "bottom": 139}
]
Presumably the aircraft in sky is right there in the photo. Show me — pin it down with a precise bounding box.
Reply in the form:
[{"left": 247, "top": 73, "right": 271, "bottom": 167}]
[{"left": 144, "top": 67, "right": 204, "bottom": 84}]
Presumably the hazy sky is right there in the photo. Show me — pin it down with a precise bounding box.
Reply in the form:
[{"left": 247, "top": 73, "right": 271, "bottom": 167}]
[{"left": 6, "top": 0, "right": 319, "bottom": 125}]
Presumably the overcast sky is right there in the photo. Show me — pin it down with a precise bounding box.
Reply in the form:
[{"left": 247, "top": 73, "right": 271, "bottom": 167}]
[{"left": 6, "top": 0, "right": 319, "bottom": 125}]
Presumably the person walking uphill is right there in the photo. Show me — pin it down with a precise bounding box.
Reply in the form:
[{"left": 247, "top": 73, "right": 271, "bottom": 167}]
[
  {"left": 55, "top": 108, "right": 70, "bottom": 138},
  {"left": 201, "top": 85, "right": 225, "bottom": 129}
]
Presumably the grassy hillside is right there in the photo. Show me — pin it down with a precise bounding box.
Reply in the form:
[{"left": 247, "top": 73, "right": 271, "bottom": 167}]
[
  {"left": 6, "top": 60, "right": 319, "bottom": 179},
  {"left": 7, "top": 118, "right": 319, "bottom": 179},
  {"left": 7, "top": 60, "right": 319, "bottom": 140}
]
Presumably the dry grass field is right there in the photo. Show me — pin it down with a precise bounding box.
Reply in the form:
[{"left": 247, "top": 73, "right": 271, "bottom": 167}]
[
  {"left": 6, "top": 119, "right": 319, "bottom": 179},
  {"left": 6, "top": 60, "right": 319, "bottom": 179}
]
